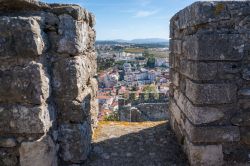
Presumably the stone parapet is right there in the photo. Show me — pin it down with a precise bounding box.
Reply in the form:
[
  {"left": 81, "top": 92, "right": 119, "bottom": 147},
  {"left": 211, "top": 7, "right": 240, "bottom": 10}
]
[
  {"left": 170, "top": 1, "right": 250, "bottom": 165},
  {"left": 0, "top": 0, "right": 97, "bottom": 165}
]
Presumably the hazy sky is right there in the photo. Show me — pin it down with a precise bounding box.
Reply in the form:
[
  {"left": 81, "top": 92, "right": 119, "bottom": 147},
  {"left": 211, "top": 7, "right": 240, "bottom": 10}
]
[{"left": 43, "top": 0, "right": 197, "bottom": 40}]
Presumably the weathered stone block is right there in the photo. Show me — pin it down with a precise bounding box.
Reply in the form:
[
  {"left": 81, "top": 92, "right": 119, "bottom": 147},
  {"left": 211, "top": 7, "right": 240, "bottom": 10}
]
[
  {"left": 56, "top": 94, "right": 91, "bottom": 123},
  {"left": 174, "top": 90, "right": 225, "bottom": 125},
  {"left": 240, "top": 127, "right": 250, "bottom": 145},
  {"left": 185, "top": 139, "right": 223, "bottom": 166},
  {"left": 219, "top": 62, "right": 241, "bottom": 74},
  {"left": 0, "top": 138, "right": 17, "bottom": 148},
  {"left": 242, "top": 68, "right": 250, "bottom": 81},
  {"left": 185, "top": 120, "right": 240, "bottom": 143},
  {"left": 169, "top": 101, "right": 182, "bottom": 124},
  {"left": 0, "top": 148, "right": 18, "bottom": 166},
  {"left": 51, "top": 5, "right": 87, "bottom": 21},
  {"left": 0, "top": 16, "right": 45, "bottom": 57},
  {"left": 58, "top": 122, "right": 91, "bottom": 163},
  {"left": 0, "top": 0, "right": 47, "bottom": 11},
  {"left": 179, "top": 60, "right": 217, "bottom": 80},
  {"left": 57, "top": 14, "right": 88, "bottom": 55},
  {"left": 170, "top": 70, "right": 179, "bottom": 87},
  {"left": 186, "top": 80, "right": 237, "bottom": 105},
  {"left": 0, "top": 105, "right": 53, "bottom": 134},
  {"left": 239, "top": 99, "right": 250, "bottom": 110},
  {"left": 238, "top": 88, "right": 250, "bottom": 98},
  {"left": 169, "top": 53, "right": 175, "bottom": 69},
  {"left": 182, "top": 34, "right": 245, "bottom": 61},
  {"left": 52, "top": 56, "right": 90, "bottom": 100},
  {"left": 90, "top": 98, "right": 99, "bottom": 129},
  {"left": 170, "top": 2, "right": 230, "bottom": 32},
  {"left": 170, "top": 40, "right": 182, "bottom": 54},
  {"left": 231, "top": 112, "right": 250, "bottom": 127},
  {"left": 0, "top": 62, "right": 50, "bottom": 104},
  {"left": 216, "top": 62, "right": 242, "bottom": 80},
  {"left": 19, "top": 135, "right": 57, "bottom": 166}
]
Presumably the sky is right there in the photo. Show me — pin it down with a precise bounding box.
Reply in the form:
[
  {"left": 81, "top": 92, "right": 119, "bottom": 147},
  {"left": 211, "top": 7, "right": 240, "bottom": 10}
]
[{"left": 43, "top": 0, "right": 198, "bottom": 40}]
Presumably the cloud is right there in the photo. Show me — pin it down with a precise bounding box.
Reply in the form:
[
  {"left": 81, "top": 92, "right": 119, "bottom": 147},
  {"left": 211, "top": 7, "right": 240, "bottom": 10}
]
[
  {"left": 138, "top": 0, "right": 152, "bottom": 6},
  {"left": 134, "top": 10, "right": 159, "bottom": 18}
]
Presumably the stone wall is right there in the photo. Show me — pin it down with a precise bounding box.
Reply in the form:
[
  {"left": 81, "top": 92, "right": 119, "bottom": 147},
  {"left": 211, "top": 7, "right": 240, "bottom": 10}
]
[
  {"left": 169, "top": 1, "right": 250, "bottom": 165},
  {"left": 119, "top": 103, "right": 168, "bottom": 122},
  {"left": 118, "top": 93, "right": 169, "bottom": 122},
  {"left": 0, "top": 0, "right": 98, "bottom": 165}
]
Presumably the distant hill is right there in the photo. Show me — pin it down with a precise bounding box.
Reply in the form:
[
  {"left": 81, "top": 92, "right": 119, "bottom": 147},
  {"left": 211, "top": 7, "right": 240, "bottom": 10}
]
[
  {"left": 97, "top": 38, "right": 169, "bottom": 44},
  {"left": 129, "top": 38, "right": 168, "bottom": 44}
]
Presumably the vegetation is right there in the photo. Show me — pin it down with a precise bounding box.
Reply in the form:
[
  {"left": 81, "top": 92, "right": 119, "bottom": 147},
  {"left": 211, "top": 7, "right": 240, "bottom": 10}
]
[
  {"left": 143, "top": 84, "right": 159, "bottom": 99},
  {"left": 146, "top": 57, "right": 156, "bottom": 68},
  {"left": 104, "top": 111, "right": 119, "bottom": 121},
  {"left": 124, "top": 48, "right": 145, "bottom": 53},
  {"left": 148, "top": 50, "right": 169, "bottom": 58},
  {"left": 97, "top": 57, "right": 115, "bottom": 72},
  {"left": 143, "top": 84, "right": 158, "bottom": 93}
]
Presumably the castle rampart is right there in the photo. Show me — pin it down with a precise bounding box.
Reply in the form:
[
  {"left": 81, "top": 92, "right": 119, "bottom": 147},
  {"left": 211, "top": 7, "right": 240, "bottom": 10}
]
[
  {"left": 169, "top": 1, "right": 250, "bottom": 165},
  {"left": 0, "top": 0, "right": 97, "bottom": 165}
]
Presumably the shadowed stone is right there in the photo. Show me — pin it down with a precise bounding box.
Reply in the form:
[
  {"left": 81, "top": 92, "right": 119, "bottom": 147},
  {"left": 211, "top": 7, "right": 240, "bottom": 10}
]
[
  {"left": 58, "top": 122, "right": 91, "bottom": 163},
  {"left": 186, "top": 80, "right": 237, "bottom": 105},
  {"left": 0, "top": 138, "right": 17, "bottom": 148},
  {"left": 185, "top": 120, "right": 240, "bottom": 143},
  {"left": 19, "top": 135, "right": 57, "bottom": 166},
  {"left": 186, "top": 139, "right": 223, "bottom": 166}
]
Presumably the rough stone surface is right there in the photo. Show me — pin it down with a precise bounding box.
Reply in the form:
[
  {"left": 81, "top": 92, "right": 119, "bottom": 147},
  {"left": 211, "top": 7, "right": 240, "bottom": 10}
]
[
  {"left": 118, "top": 93, "right": 169, "bottom": 122},
  {"left": 52, "top": 56, "right": 90, "bottom": 100},
  {"left": 186, "top": 80, "right": 237, "bottom": 105},
  {"left": 185, "top": 120, "right": 240, "bottom": 143},
  {"left": 0, "top": 17, "right": 45, "bottom": 57},
  {"left": 0, "top": 0, "right": 97, "bottom": 165},
  {"left": 84, "top": 121, "right": 188, "bottom": 166},
  {"left": 186, "top": 139, "right": 223, "bottom": 166},
  {"left": 0, "top": 62, "right": 50, "bottom": 105},
  {"left": 0, "top": 149, "right": 18, "bottom": 166},
  {"left": 19, "top": 135, "right": 57, "bottom": 166},
  {"left": 58, "top": 123, "right": 91, "bottom": 163},
  {"left": 0, "top": 138, "right": 17, "bottom": 148},
  {"left": 57, "top": 14, "right": 88, "bottom": 55},
  {"left": 170, "top": 1, "right": 250, "bottom": 165},
  {"left": 173, "top": 90, "right": 225, "bottom": 125},
  {"left": 0, "top": 105, "right": 53, "bottom": 134}
]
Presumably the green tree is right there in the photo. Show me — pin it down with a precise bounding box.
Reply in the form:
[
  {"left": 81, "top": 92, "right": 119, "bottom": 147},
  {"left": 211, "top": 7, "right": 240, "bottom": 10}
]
[{"left": 146, "top": 57, "right": 156, "bottom": 68}]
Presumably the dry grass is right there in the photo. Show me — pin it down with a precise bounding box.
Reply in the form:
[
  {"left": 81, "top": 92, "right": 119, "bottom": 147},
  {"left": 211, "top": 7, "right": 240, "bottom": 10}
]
[{"left": 92, "top": 120, "right": 168, "bottom": 140}]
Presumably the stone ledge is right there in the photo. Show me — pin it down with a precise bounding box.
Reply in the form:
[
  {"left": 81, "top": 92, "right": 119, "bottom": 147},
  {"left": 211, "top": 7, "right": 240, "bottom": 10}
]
[
  {"left": 0, "top": 105, "right": 54, "bottom": 134},
  {"left": 19, "top": 135, "right": 57, "bottom": 166},
  {"left": 0, "top": 62, "right": 49, "bottom": 105},
  {"left": 185, "top": 79, "right": 237, "bottom": 105},
  {"left": 179, "top": 60, "right": 217, "bottom": 81},
  {"left": 0, "top": 0, "right": 49, "bottom": 11},
  {"left": 182, "top": 34, "right": 246, "bottom": 61},
  {"left": 185, "top": 120, "right": 240, "bottom": 144},
  {"left": 185, "top": 138, "right": 223, "bottom": 166},
  {"left": 58, "top": 122, "right": 91, "bottom": 163},
  {"left": 172, "top": 90, "right": 225, "bottom": 125},
  {"left": 170, "top": 1, "right": 250, "bottom": 37}
]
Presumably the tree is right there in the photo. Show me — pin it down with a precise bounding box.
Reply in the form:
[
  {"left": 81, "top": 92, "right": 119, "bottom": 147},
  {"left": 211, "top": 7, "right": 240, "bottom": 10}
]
[
  {"left": 143, "top": 84, "right": 157, "bottom": 93},
  {"left": 146, "top": 57, "right": 156, "bottom": 68}
]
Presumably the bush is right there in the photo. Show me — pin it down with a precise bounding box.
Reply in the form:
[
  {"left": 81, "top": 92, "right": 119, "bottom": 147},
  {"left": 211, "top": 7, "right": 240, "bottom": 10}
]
[{"left": 104, "top": 111, "right": 119, "bottom": 121}]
